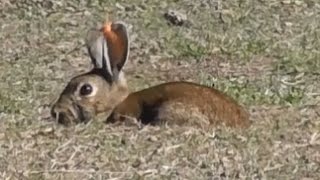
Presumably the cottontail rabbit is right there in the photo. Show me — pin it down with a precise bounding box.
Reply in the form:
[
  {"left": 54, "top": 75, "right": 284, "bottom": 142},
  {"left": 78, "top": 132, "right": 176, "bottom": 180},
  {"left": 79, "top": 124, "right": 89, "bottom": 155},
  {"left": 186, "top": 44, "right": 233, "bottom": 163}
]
[{"left": 51, "top": 21, "right": 250, "bottom": 128}]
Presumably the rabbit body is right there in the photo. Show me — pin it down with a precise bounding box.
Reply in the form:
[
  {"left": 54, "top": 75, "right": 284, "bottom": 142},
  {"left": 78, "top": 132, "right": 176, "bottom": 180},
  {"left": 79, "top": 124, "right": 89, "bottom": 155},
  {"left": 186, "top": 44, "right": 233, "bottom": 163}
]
[{"left": 107, "top": 81, "right": 250, "bottom": 128}]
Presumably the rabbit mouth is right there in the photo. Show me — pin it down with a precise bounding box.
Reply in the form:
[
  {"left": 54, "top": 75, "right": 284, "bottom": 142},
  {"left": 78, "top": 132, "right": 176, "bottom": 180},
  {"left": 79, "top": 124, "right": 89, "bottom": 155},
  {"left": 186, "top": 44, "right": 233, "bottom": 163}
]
[
  {"left": 73, "top": 103, "right": 91, "bottom": 123},
  {"left": 51, "top": 103, "right": 92, "bottom": 125}
]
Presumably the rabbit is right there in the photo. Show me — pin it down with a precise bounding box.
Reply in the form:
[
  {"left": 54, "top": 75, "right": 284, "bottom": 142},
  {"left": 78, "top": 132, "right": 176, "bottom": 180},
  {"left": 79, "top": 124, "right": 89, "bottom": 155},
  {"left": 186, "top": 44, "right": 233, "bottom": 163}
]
[
  {"left": 51, "top": 21, "right": 130, "bottom": 125},
  {"left": 51, "top": 21, "right": 251, "bottom": 129}
]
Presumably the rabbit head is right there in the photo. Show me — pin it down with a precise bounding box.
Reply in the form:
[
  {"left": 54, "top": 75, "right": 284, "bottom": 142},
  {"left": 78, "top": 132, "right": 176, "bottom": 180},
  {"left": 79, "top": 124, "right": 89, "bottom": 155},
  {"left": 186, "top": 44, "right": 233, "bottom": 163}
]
[{"left": 51, "top": 21, "right": 130, "bottom": 125}]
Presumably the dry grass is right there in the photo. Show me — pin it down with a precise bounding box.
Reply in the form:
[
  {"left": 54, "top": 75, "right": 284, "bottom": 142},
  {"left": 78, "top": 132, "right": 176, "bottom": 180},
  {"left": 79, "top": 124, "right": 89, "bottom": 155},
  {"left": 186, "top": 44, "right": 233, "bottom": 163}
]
[{"left": 1, "top": 0, "right": 320, "bottom": 179}]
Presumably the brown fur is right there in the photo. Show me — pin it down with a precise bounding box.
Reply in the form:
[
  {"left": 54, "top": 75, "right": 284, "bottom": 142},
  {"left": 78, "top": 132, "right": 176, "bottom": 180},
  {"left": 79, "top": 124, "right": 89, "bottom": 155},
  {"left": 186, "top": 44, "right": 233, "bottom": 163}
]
[{"left": 107, "top": 81, "right": 250, "bottom": 129}]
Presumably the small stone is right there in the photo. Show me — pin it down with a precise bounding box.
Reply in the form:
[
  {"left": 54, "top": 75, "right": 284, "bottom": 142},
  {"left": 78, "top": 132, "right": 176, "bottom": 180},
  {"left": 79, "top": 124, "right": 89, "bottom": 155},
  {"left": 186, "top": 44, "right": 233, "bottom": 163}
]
[
  {"left": 164, "top": 10, "right": 187, "bottom": 26},
  {"left": 147, "top": 135, "right": 158, "bottom": 142},
  {"left": 115, "top": 3, "right": 125, "bottom": 10},
  {"left": 282, "top": 0, "right": 291, "bottom": 4},
  {"left": 294, "top": 1, "right": 303, "bottom": 6},
  {"left": 285, "top": 22, "right": 293, "bottom": 27},
  {"left": 83, "top": 10, "right": 91, "bottom": 16},
  {"left": 42, "top": 1, "right": 53, "bottom": 9},
  {"left": 132, "top": 158, "right": 141, "bottom": 168}
]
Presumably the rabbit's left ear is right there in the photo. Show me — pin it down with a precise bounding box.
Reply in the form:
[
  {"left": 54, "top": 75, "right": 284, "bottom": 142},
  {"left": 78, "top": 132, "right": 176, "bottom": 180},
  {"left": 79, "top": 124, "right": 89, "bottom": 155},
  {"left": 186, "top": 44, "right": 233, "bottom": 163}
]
[
  {"left": 85, "top": 28, "right": 107, "bottom": 70},
  {"left": 85, "top": 21, "right": 129, "bottom": 80}
]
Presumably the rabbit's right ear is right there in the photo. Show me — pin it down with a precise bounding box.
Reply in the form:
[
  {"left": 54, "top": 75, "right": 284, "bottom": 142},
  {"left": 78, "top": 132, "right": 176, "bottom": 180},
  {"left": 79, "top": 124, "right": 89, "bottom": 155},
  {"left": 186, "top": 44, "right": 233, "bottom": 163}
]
[{"left": 85, "top": 21, "right": 129, "bottom": 80}]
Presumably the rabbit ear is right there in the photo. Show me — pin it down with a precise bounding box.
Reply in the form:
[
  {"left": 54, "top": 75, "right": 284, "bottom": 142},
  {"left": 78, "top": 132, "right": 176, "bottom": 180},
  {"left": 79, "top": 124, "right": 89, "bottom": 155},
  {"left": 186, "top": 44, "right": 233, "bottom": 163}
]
[
  {"left": 103, "top": 21, "right": 130, "bottom": 78},
  {"left": 85, "top": 21, "right": 129, "bottom": 80},
  {"left": 85, "top": 27, "right": 113, "bottom": 76}
]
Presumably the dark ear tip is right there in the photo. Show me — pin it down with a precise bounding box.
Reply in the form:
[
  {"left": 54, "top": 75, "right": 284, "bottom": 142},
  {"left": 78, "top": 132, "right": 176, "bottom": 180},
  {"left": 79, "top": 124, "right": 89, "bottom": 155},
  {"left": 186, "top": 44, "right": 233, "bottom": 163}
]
[
  {"left": 112, "top": 21, "right": 127, "bottom": 26},
  {"left": 111, "top": 21, "right": 128, "bottom": 31}
]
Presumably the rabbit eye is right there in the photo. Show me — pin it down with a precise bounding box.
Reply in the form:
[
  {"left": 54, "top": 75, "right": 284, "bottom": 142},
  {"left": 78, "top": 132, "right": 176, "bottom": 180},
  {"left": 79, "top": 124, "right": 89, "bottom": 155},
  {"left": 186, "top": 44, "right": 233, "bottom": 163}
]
[{"left": 80, "top": 83, "right": 93, "bottom": 96}]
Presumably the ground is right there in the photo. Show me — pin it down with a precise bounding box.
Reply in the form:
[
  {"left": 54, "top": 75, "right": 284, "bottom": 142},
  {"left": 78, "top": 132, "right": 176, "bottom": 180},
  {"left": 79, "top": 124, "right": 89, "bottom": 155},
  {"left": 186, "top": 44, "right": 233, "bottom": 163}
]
[{"left": 0, "top": 0, "right": 320, "bottom": 179}]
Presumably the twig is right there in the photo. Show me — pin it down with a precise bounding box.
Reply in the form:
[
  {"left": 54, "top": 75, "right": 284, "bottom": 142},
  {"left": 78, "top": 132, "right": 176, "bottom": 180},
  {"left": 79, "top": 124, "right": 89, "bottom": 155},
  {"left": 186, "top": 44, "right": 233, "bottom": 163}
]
[{"left": 264, "top": 164, "right": 284, "bottom": 172}]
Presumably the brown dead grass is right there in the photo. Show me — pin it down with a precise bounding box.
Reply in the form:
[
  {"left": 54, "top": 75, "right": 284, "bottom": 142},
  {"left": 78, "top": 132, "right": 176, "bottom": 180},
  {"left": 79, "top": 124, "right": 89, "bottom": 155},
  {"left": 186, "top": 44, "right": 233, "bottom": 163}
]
[{"left": 1, "top": 0, "right": 320, "bottom": 179}]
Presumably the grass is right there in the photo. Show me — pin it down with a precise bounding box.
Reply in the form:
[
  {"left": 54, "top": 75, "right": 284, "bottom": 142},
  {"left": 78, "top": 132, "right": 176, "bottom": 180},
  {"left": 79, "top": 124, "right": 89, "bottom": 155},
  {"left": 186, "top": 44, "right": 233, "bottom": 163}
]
[{"left": 1, "top": 0, "right": 320, "bottom": 179}]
